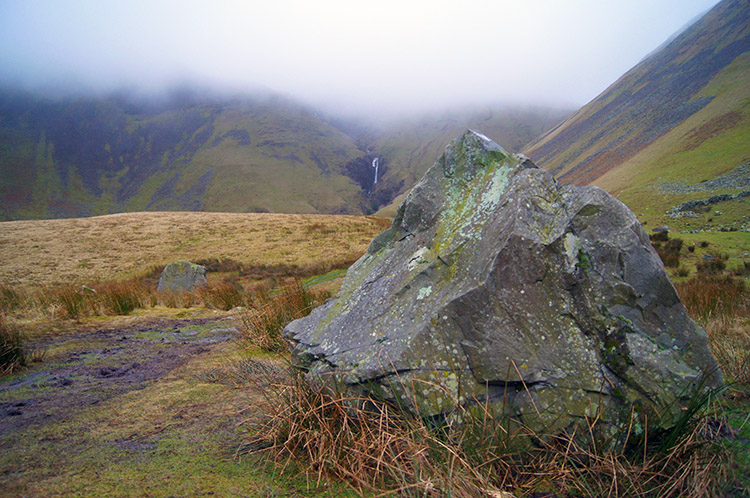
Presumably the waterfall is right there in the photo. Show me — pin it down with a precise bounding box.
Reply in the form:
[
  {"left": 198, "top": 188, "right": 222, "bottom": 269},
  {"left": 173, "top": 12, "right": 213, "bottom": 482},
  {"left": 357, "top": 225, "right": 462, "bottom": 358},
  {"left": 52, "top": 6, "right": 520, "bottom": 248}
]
[{"left": 372, "top": 157, "right": 379, "bottom": 186}]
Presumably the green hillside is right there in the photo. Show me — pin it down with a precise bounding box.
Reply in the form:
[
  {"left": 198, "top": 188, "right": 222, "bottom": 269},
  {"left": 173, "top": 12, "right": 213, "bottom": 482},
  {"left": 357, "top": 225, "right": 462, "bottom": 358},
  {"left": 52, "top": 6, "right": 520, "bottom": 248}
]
[
  {"left": 0, "top": 89, "right": 569, "bottom": 221},
  {"left": 0, "top": 90, "right": 372, "bottom": 220},
  {"left": 524, "top": 0, "right": 750, "bottom": 233}
]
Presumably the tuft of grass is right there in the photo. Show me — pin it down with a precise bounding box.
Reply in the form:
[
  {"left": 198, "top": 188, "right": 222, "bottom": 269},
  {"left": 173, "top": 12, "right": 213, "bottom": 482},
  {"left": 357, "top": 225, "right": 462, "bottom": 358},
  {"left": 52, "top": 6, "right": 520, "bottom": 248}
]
[
  {"left": 0, "top": 283, "right": 24, "bottom": 313},
  {"left": 239, "top": 281, "right": 329, "bottom": 353},
  {"left": 651, "top": 234, "right": 683, "bottom": 268},
  {"left": 676, "top": 276, "right": 748, "bottom": 323},
  {"left": 672, "top": 266, "right": 690, "bottom": 278},
  {"left": 159, "top": 289, "right": 200, "bottom": 309},
  {"left": 96, "top": 280, "right": 151, "bottom": 315},
  {"left": 199, "top": 280, "right": 246, "bottom": 311},
  {"left": 243, "top": 369, "right": 728, "bottom": 498},
  {"left": 50, "top": 284, "right": 89, "bottom": 320},
  {"left": 1, "top": 314, "right": 26, "bottom": 374},
  {"left": 733, "top": 261, "right": 750, "bottom": 277},
  {"left": 661, "top": 237, "right": 683, "bottom": 267},
  {"left": 697, "top": 258, "right": 727, "bottom": 275},
  {"left": 650, "top": 231, "right": 669, "bottom": 242}
]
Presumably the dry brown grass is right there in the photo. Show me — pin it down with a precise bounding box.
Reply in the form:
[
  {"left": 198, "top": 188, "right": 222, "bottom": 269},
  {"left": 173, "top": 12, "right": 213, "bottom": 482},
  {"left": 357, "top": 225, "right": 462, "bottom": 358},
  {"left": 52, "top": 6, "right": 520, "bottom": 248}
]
[
  {"left": 238, "top": 280, "right": 330, "bottom": 353},
  {"left": 676, "top": 275, "right": 750, "bottom": 385},
  {"left": 1, "top": 314, "right": 26, "bottom": 374},
  {"left": 676, "top": 276, "right": 747, "bottom": 322},
  {"left": 244, "top": 371, "right": 728, "bottom": 498},
  {"left": 0, "top": 211, "right": 391, "bottom": 286},
  {"left": 705, "top": 317, "right": 750, "bottom": 386}
]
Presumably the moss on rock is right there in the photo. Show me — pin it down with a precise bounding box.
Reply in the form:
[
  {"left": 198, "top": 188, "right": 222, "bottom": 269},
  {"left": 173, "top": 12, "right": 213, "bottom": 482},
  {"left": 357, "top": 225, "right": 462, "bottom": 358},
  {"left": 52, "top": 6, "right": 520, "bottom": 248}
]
[{"left": 284, "top": 130, "right": 723, "bottom": 441}]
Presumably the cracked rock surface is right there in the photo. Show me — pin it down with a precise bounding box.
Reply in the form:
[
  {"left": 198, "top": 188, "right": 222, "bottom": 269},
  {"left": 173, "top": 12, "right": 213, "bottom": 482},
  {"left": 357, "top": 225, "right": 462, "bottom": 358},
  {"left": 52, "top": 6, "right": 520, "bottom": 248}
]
[{"left": 285, "top": 130, "right": 722, "bottom": 435}]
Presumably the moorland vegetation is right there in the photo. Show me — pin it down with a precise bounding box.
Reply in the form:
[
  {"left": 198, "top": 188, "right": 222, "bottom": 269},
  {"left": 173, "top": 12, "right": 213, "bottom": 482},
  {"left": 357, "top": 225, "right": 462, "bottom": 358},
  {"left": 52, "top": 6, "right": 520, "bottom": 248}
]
[{"left": 1, "top": 211, "right": 748, "bottom": 496}]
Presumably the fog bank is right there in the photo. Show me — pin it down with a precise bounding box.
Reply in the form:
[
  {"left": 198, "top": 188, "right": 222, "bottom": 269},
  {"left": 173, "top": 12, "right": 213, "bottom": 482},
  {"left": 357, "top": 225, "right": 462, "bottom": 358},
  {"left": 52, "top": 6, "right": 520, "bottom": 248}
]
[{"left": 0, "top": 0, "right": 719, "bottom": 117}]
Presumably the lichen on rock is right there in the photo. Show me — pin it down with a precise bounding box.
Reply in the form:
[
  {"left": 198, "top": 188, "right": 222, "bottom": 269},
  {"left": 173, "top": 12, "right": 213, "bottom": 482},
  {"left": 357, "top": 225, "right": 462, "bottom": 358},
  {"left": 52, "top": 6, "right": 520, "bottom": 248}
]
[{"left": 284, "top": 129, "right": 722, "bottom": 438}]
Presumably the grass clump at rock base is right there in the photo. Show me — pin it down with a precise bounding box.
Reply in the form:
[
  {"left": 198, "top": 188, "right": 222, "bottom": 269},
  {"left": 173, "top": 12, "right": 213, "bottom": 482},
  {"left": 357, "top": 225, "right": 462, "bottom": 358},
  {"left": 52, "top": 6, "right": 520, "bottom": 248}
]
[
  {"left": 238, "top": 281, "right": 330, "bottom": 353},
  {"left": 227, "top": 270, "right": 750, "bottom": 497},
  {"left": 242, "top": 367, "right": 733, "bottom": 498}
]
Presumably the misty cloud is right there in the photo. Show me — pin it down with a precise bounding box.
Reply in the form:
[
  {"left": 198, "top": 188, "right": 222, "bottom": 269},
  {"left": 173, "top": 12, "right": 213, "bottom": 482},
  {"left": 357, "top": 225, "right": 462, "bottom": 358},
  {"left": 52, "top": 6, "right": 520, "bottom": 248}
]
[{"left": 0, "top": 0, "right": 719, "bottom": 117}]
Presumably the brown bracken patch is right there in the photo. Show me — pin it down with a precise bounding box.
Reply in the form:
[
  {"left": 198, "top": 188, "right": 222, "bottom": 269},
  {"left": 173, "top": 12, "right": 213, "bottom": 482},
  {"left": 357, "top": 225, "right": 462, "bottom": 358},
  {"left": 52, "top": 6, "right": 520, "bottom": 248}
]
[{"left": 682, "top": 111, "right": 743, "bottom": 151}]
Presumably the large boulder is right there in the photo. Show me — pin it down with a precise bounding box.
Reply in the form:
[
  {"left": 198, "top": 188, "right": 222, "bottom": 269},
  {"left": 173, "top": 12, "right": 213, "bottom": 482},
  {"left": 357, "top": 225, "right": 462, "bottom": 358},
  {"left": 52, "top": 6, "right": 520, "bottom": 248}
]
[
  {"left": 157, "top": 261, "right": 208, "bottom": 292},
  {"left": 285, "top": 130, "right": 722, "bottom": 436}
]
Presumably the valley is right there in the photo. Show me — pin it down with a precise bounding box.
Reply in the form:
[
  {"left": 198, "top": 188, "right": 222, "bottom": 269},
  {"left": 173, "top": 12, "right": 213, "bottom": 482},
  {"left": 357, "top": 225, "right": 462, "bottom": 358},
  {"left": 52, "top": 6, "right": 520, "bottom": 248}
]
[
  {"left": 1, "top": 0, "right": 749, "bottom": 496},
  {"left": 0, "top": 89, "right": 571, "bottom": 221}
]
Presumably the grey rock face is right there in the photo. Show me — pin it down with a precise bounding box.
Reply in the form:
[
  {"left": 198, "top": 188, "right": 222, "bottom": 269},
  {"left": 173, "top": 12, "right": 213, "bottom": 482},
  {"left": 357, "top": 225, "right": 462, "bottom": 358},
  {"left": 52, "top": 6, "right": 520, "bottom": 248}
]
[
  {"left": 157, "top": 261, "right": 208, "bottom": 292},
  {"left": 285, "top": 130, "right": 722, "bottom": 436}
]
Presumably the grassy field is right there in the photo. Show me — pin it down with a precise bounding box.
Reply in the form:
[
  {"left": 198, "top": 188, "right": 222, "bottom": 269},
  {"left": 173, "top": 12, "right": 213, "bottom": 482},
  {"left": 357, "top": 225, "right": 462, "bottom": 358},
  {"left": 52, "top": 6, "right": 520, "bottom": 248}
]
[
  {"left": 0, "top": 211, "right": 390, "bottom": 286},
  {"left": 0, "top": 212, "right": 386, "bottom": 497},
  {"left": 600, "top": 52, "right": 750, "bottom": 234},
  {"left": 1, "top": 211, "right": 748, "bottom": 497}
]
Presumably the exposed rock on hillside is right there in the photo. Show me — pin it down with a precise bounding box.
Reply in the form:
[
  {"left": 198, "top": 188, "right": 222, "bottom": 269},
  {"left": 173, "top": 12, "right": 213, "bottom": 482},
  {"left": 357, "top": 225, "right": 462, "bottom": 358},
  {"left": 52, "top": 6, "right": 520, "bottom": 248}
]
[
  {"left": 285, "top": 130, "right": 722, "bottom": 437},
  {"left": 667, "top": 190, "right": 750, "bottom": 219},
  {"left": 157, "top": 261, "right": 208, "bottom": 292},
  {"left": 658, "top": 162, "right": 750, "bottom": 194}
]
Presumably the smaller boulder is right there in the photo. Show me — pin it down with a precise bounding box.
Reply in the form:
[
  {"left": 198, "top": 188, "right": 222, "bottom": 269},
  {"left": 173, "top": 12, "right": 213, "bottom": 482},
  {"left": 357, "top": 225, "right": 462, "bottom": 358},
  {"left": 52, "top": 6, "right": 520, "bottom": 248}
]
[{"left": 157, "top": 261, "right": 208, "bottom": 292}]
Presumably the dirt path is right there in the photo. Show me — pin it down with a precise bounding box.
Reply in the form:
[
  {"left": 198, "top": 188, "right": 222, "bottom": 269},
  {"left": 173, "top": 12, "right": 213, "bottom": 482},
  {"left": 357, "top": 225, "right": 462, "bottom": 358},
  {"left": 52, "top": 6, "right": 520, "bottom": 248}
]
[
  {"left": 0, "top": 314, "right": 322, "bottom": 497},
  {"left": 1, "top": 317, "right": 235, "bottom": 438}
]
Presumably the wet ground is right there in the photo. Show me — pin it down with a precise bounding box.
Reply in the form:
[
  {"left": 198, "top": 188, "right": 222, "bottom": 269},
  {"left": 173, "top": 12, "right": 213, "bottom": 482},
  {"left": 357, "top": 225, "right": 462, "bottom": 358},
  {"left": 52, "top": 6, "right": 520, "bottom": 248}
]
[
  {"left": 0, "top": 315, "right": 291, "bottom": 497},
  {"left": 0, "top": 317, "right": 237, "bottom": 439}
]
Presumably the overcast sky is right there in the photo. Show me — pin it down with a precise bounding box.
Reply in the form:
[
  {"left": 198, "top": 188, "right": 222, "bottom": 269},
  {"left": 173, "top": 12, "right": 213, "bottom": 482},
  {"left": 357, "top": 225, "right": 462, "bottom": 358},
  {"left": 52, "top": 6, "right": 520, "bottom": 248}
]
[{"left": 0, "top": 0, "right": 721, "bottom": 116}]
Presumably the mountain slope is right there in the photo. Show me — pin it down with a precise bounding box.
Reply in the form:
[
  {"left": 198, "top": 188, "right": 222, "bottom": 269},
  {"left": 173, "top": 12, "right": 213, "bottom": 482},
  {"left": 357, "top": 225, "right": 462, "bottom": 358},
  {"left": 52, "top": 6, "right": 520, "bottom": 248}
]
[
  {"left": 526, "top": 0, "right": 749, "bottom": 183},
  {"left": 524, "top": 0, "right": 750, "bottom": 233},
  {"left": 0, "top": 88, "right": 569, "bottom": 221},
  {"left": 0, "top": 90, "right": 375, "bottom": 220}
]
